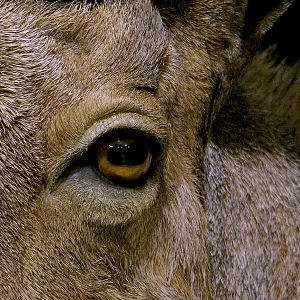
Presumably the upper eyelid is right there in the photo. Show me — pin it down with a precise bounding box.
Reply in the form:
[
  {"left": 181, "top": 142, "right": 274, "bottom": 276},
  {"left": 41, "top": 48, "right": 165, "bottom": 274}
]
[
  {"left": 93, "top": 128, "right": 165, "bottom": 148},
  {"left": 46, "top": 92, "right": 166, "bottom": 158}
]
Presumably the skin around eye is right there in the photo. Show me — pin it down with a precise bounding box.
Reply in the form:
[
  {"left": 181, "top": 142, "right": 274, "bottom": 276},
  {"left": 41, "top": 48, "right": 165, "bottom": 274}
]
[{"left": 97, "top": 139, "right": 152, "bottom": 183}]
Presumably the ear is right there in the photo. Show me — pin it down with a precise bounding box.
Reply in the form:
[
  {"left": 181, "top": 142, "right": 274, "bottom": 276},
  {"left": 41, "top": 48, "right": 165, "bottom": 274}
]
[
  {"left": 203, "top": 1, "right": 295, "bottom": 145},
  {"left": 238, "top": 0, "right": 294, "bottom": 70}
]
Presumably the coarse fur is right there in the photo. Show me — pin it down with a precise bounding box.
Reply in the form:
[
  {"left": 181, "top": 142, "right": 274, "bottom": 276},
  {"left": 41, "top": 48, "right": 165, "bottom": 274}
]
[{"left": 0, "top": 0, "right": 299, "bottom": 299}]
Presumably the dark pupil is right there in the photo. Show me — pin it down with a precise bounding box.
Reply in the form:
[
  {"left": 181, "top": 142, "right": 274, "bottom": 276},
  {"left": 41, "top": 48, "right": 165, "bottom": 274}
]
[{"left": 107, "top": 141, "right": 148, "bottom": 166}]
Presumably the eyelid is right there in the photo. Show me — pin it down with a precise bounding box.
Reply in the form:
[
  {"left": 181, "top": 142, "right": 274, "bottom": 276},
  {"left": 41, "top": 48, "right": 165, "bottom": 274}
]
[
  {"left": 47, "top": 92, "right": 166, "bottom": 158},
  {"left": 46, "top": 113, "right": 167, "bottom": 193}
]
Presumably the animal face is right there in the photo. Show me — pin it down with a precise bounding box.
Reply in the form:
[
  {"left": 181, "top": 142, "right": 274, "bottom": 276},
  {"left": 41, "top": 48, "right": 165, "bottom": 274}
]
[{"left": 0, "top": 1, "right": 299, "bottom": 299}]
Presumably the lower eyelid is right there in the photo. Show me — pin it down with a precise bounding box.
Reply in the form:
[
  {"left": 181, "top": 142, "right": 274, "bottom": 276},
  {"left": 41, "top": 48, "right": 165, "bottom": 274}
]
[{"left": 45, "top": 164, "right": 161, "bottom": 226}]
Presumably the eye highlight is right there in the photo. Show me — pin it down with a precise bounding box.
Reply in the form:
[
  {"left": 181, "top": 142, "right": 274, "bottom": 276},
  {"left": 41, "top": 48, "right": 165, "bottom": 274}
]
[{"left": 97, "top": 138, "right": 153, "bottom": 184}]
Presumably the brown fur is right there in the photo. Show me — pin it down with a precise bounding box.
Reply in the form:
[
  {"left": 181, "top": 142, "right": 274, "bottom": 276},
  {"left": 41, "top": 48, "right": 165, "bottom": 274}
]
[{"left": 0, "top": 0, "right": 299, "bottom": 299}]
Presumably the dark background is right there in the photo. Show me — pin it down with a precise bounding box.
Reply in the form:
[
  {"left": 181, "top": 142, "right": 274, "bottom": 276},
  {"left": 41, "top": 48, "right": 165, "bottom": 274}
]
[{"left": 244, "top": 0, "right": 299, "bottom": 65}]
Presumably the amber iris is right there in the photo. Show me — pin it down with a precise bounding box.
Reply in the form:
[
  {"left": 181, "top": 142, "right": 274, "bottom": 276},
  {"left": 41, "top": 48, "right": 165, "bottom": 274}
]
[{"left": 97, "top": 139, "right": 152, "bottom": 183}]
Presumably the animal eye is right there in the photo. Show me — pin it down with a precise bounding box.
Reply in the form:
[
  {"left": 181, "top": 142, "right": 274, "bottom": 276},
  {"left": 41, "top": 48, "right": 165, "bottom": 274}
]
[{"left": 97, "top": 138, "right": 153, "bottom": 185}]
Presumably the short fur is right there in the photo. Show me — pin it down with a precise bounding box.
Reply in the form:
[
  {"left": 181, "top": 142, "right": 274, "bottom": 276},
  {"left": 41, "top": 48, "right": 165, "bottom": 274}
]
[{"left": 0, "top": 0, "right": 299, "bottom": 299}]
